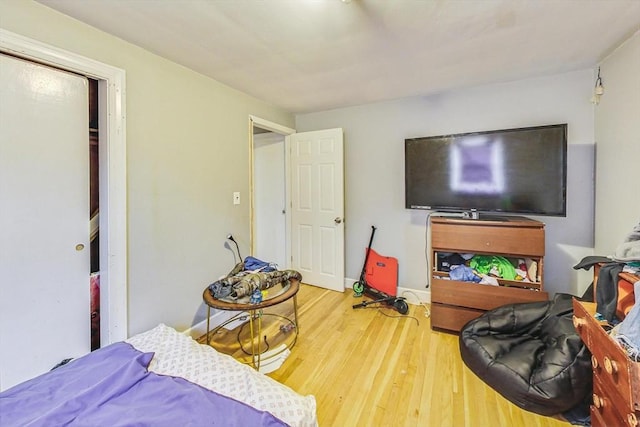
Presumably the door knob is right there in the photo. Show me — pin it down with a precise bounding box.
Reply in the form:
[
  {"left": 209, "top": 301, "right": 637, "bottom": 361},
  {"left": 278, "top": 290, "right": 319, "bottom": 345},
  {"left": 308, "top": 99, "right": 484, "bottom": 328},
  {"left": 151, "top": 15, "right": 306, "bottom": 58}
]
[
  {"left": 334, "top": 217, "right": 343, "bottom": 224},
  {"left": 75, "top": 243, "right": 85, "bottom": 251}
]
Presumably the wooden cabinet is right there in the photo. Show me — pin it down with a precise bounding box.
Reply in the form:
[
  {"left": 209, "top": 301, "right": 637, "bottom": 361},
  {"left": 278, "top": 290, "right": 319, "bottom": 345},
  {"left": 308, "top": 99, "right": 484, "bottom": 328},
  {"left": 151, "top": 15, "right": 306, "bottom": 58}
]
[
  {"left": 572, "top": 271, "right": 640, "bottom": 427},
  {"left": 430, "top": 216, "right": 549, "bottom": 332}
]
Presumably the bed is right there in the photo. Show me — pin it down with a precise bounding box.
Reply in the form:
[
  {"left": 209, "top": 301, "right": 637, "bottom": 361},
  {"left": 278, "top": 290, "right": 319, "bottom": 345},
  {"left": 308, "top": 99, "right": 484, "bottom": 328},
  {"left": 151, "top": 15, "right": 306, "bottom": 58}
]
[{"left": 0, "top": 324, "right": 317, "bottom": 427}]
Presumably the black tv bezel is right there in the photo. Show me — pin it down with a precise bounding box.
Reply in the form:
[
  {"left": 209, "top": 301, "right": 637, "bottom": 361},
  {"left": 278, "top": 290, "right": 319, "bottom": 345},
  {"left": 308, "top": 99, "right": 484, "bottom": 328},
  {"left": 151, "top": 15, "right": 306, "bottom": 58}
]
[{"left": 404, "top": 123, "right": 568, "bottom": 217}]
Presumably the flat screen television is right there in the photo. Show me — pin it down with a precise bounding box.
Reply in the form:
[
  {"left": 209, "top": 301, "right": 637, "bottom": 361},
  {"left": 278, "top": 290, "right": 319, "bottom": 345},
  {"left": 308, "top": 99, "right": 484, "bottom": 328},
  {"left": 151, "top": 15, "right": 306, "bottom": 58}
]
[{"left": 405, "top": 124, "right": 567, "bottom": 217}]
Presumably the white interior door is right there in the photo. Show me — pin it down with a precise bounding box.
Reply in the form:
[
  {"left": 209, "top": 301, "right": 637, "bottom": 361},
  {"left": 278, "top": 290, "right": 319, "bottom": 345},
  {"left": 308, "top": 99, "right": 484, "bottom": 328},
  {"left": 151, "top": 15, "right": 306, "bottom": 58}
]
[
  {"left": 0, "top": 54, "right": 90, "bottom": 391},
  {"left": 290, "top": 128, "right": 344, "bottom": 292}
]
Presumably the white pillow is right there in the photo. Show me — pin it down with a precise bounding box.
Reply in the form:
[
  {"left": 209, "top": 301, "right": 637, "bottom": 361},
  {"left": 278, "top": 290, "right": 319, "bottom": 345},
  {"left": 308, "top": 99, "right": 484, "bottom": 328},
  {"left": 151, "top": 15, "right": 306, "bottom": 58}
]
[{"left": 126, "top": 324, "right": 317, "bottom": 427}]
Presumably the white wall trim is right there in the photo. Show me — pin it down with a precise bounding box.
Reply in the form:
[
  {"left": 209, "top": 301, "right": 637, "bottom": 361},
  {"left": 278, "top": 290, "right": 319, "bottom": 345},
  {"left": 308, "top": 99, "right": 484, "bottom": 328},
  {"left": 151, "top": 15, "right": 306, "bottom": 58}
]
[
  {"left": 0, "top": 29, "right": 128, "bottom": 344},
  {"left": 183, "top": 309, "right": 244, "bottom": 339},
  {"left": 249, "top": 116, "right": 295, "bottom": 268},
  {"left": 397, "top": 286, "right": 431, "bottom": 305},
  {"left": 185, "top": 285, "right": 431, "bottom": 339},
  {"left": 250, "top": 115, "right": 296, "bottom": 135},
  {"left": 344, "top": 278, "right": 431, "bottom": 304}
]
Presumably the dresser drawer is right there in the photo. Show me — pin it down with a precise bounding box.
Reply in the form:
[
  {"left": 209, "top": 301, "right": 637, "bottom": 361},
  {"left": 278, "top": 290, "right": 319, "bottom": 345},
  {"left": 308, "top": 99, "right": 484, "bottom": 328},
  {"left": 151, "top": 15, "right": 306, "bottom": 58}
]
[
  {"left": 589, "top": 405, "right": 608, "bottom": 427},
  {"left": 591, "top": 375, "right": 627, "bottom": 427},
  {"left": 430, "top": 219, "right": 544, "bottom": 257},
  {"left": 572, "top": 299, "right": 593, "bottom": 347},
  {"left": 430, "top": 303, "right": 483, "bottom": 332},
  {"left": 591, "top": 328, "right": 640, "bottom": 414},
  {"left": 573, "top": 299, "right": 640, "bottom": 414},
  {"left": 432, "top": 277, "right": 548, "bottom": 311}
]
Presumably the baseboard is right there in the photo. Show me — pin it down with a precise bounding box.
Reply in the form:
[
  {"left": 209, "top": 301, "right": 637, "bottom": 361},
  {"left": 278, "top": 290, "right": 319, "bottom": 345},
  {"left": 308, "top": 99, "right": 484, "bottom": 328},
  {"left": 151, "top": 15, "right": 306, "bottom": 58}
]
[
  {"left": 182, "top": 309, "right": 242, "bottom": 339},
  {"left": 344, "top": 278, "right": 431, "bottom": 304},
  {"left": 185, "top": 283, "right": 431, "bottom": 339},
  {"left": 397, "top": 286, "right": 431, "bottom": 305}
]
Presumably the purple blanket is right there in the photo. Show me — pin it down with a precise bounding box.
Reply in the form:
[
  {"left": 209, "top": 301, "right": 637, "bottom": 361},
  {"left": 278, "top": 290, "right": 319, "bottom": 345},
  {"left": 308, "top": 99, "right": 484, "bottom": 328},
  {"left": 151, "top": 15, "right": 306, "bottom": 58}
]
[{"left": 0, "top": 342, "right": 288, "bottom": 426}]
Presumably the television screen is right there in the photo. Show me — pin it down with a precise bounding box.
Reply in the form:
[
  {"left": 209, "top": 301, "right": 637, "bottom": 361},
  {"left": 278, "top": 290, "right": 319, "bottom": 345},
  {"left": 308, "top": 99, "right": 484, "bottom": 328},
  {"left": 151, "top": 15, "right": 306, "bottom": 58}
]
[{"left": 405, "top": 124, "right": 567, "bottom": 216}]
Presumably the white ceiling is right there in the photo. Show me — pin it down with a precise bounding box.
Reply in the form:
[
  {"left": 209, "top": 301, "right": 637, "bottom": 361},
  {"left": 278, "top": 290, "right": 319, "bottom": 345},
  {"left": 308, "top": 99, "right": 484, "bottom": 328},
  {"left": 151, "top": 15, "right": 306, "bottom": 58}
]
[{"left": 38, "top": 0, "right": 640, "bottom": 114}]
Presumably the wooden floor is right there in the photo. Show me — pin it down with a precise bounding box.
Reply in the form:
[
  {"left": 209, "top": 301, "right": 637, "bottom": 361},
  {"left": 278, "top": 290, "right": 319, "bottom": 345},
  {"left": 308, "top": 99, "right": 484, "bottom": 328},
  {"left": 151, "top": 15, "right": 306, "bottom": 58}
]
[{"left": 202, "top": 283, "right": 571, "bottom": 427}]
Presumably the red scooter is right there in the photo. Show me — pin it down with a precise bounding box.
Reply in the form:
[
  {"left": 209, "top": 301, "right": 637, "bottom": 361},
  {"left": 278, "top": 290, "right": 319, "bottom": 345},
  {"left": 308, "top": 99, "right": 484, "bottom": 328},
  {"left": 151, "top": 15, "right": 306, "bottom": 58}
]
[{"left": 352, "top": 226, "right": 408, "bottom": 315}]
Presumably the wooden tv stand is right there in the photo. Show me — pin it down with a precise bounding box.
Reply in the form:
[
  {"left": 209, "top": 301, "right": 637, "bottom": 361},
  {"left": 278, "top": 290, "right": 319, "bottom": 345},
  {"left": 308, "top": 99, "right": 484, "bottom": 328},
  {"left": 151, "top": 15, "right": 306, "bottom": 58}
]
[{"left": 429, "top": 216, "right": 549, "bottom": 333}]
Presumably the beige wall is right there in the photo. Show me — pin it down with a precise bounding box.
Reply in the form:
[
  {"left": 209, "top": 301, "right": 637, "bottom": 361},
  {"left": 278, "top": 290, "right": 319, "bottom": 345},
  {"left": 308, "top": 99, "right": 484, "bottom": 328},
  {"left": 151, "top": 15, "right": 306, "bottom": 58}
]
[
  {"left": 0, "top": 0, "right": 294, "bottom": 335},
  {"left": 594, "top": 31, "right": 640, "bottom": 254}
]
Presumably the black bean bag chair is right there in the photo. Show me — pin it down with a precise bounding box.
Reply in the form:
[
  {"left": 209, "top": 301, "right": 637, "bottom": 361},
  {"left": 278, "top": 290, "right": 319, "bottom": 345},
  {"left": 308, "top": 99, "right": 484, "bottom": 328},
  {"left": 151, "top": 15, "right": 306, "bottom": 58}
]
[{"left": 459, "top": 293, "right": 592, "bottom": 416}]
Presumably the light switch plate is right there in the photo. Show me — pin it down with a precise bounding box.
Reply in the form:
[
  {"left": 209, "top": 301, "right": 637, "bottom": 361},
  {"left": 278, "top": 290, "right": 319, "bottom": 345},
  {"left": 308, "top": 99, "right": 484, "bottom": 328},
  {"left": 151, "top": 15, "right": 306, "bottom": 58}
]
[{"left": 233, "top": 192, "right": 240, "bottom": 205}]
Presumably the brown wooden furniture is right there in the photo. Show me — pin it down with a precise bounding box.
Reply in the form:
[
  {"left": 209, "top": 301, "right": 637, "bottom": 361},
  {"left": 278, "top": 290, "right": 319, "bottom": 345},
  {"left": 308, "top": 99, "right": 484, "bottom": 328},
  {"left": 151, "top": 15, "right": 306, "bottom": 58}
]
[
  {"left": 572, "top": 271, "right": 640, "bottom": 427},
  {"left": 430, "top": 216, "right": 549, "bottom": 332}
]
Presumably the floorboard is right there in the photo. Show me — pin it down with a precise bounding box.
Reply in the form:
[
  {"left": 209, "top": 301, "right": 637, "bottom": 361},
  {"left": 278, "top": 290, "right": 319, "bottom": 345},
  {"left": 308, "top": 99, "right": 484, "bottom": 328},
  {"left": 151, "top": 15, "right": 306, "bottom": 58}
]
[{"left": 200, "top": 283, "right": 572, "bottom": 427}]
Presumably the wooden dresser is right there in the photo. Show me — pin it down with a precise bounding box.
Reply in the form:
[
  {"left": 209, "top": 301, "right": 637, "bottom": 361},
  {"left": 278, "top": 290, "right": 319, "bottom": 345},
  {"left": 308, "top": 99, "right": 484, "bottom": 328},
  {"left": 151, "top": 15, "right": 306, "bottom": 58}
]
[
  {"left": 572, "top": 270, "right": 640, "bottom": 427},
  {"left": 430, "top": 216, "right": 549, "bottom": 332}
]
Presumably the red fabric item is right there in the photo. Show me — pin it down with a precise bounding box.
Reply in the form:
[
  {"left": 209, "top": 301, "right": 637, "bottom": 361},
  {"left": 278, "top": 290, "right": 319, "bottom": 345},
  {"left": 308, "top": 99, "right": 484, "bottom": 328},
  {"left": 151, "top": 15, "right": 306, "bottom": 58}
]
[
  {"left": 364, "top": 248, "right": 398, "bottom": 296},
  {"left": 90, "top": 273, "right": 100, "bottom": 350}
]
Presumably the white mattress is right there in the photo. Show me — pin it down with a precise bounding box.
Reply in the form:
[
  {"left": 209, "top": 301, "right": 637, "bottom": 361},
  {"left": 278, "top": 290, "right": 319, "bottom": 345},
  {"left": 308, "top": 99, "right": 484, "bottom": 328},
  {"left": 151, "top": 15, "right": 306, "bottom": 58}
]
[{"left": 126, "top": 324, "right": 317, "bottom": 427}]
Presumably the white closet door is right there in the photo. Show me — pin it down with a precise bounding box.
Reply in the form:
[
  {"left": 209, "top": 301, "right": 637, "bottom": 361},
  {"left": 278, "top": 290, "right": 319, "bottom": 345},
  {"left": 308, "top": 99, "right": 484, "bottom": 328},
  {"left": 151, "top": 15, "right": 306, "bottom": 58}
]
[{"left": 0, "top": 54, "right": 90, "bottom": 391}]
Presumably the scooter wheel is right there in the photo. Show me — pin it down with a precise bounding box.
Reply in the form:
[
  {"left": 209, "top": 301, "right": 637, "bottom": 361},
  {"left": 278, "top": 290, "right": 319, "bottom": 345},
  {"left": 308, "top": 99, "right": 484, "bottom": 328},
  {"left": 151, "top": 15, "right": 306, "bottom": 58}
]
[
  {"left": 394, "top": 299, "right": 409, "bottom": 315},
  {"left": 353, "top": 281, "right": 365, "bottom": 295}
]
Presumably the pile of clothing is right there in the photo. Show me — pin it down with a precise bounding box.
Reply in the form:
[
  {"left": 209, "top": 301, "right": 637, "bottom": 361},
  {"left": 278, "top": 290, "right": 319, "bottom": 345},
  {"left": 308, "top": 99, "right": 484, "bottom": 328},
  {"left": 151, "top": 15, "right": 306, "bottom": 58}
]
[
  {"left": 208, "top": 256, "right": 302, "bottom": 301},
  {"left": 611, "top": 280, "right": 640, "bottom": 361},
  {"left": 437, "top": 253, "right": 538, "bottom": 286},
  {"left": 611, "top": 221, "right": 640, "bottom": 361},
  {"left": 574, "top": 219, "right": 640, "bottom": 361}
]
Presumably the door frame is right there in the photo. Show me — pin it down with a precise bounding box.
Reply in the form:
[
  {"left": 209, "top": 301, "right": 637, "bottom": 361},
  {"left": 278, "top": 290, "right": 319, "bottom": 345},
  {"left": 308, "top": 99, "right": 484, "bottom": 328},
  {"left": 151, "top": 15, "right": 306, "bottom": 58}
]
[
  {"left": 249, "top": 116, "right": 295, "bottom": 267},
  {"left": 0, "top": 29, "right": 128, "bottom": 344}
]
